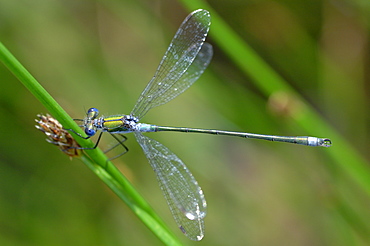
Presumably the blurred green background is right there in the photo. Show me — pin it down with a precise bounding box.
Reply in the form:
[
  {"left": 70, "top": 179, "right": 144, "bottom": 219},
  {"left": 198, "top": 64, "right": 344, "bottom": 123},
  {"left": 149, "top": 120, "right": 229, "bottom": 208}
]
[{"left": 0, "top": 0, "right": 369, "bottom": 245}]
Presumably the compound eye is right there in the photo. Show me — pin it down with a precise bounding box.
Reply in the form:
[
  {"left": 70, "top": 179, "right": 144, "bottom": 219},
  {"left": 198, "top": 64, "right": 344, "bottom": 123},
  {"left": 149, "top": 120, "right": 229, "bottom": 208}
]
[
  {"left": 85, "top": 128, "right": 96, "bottom": 137},
  {"left": 87, "top": 108, "right": 99, "bottom": 119},
  {"left": 88, "top": 108, "right": 98, "bottom": 113}
]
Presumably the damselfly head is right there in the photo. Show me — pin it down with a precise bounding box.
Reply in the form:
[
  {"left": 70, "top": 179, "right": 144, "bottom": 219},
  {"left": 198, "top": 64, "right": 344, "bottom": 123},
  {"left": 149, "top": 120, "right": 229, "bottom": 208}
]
[{"left": 83, "top": 108, "right": 100, "bottom": 137}]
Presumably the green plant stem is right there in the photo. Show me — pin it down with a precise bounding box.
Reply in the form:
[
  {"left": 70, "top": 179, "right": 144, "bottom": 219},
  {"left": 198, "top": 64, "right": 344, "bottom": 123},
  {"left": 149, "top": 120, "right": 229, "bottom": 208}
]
[
  {"left": 0, "top": 41, "right": 181, "bottom": 246},
  {"left": 178, "top": 0, "right": 370, "bottom": 197}
]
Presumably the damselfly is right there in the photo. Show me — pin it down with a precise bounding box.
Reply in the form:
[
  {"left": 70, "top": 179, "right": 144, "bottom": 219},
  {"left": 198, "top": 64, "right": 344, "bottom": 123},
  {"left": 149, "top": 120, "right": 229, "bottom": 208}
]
[{"left": 74, "top": 9, "right": 331, "bottom": 241}]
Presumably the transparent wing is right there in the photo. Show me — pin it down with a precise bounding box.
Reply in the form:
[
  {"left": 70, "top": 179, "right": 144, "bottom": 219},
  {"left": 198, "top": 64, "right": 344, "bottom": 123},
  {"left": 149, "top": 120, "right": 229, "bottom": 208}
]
[
  {"left": 134, "top": 132, "right": 206, "bottom": 241},
  {"left": 130, "top": 9, "right": 212, "bottom": 120}
]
